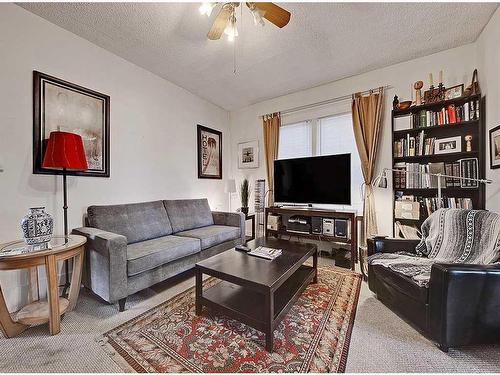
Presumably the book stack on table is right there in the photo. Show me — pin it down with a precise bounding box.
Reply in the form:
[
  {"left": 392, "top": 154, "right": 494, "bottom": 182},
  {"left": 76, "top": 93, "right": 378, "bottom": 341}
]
[{"left": 248, "top": 246, "right": 282, "bottom": 260}]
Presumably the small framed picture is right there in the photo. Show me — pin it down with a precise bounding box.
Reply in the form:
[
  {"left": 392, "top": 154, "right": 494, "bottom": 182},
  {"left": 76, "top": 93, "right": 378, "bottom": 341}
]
[
  {"left": 238, "top": 140, "right": 259, "bottom": 169},
  {"left": 435, "top": 136, "right": 462, "bottom": 154},
  {"left": 490, "top": 124, "right": 500, "bottom": 169},
  {"left": 444, "top": 84, "right": 464, "bottom": 100},
  {"left": 197, "top": 125, "right": 222, "bottom": 179}
]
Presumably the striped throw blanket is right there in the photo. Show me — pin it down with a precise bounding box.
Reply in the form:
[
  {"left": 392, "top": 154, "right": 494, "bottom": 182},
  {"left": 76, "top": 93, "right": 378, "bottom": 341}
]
[{"left": 369, "top": 209, "right": 500, "bottom": 287}]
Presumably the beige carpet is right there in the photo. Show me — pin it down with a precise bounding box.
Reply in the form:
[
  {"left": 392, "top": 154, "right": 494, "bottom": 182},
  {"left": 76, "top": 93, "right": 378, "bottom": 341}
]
[{"left": 0, "top": 257, "right": 499, "bottom": 373}]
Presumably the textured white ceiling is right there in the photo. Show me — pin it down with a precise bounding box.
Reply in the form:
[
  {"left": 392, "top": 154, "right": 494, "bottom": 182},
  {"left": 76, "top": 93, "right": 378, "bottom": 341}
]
[{"left": 20, "top": 2, "right": 498, "bottom": 110}]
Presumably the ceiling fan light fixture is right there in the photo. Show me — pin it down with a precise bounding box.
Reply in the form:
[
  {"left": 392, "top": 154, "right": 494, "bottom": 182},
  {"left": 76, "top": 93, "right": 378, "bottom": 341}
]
[
  {"left": 223, "top": 13, "right": 238, "bottom": 41},
  {"left": 199, "top": 2, "right": 216, "bottom": 17},
  {"left": 250, "top": 7, "right": 266, "bottom": 27}
]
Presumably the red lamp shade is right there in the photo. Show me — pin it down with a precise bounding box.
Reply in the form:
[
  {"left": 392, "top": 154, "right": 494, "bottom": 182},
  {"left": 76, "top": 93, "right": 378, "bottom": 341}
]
[{"left": 42, "top": 131, "right": 88, "bottom": 170}]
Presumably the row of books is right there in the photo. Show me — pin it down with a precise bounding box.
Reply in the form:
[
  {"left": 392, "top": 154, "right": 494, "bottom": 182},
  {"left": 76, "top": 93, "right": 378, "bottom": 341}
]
[
  {"left": 395, "top": 194, "right": 473, "bottom": 218},
  {"left": 393, "top": 131, "right": 436, "bottom": 157},
  {"left": 421, "top": 197, "right": 473, "bottom": 216},
  {"left": 393, "top": 158, "right": 479, "bottom": 189},
  {"left": 394, "top": 99, "right": 480, "bottom": 130},
  {"left": 394, "top": 162, "right": 445, "bottom": 189},
  {"left": 459, "top": 158, "right": 479, "bottom": 188}
]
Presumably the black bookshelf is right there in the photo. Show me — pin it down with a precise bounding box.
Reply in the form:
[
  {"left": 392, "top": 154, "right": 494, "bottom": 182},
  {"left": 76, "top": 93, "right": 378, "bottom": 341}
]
[{"left": 391, "top": 94, "right": 486, "bottom": 236}]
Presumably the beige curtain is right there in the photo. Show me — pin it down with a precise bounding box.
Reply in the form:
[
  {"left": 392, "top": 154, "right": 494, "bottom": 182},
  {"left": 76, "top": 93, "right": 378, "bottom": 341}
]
[
  {"left": 262, "top": 112, "right": 280, "bottom": 206},
  {"left": 352, "top": 88, "right": 385, "bottom": 244}
]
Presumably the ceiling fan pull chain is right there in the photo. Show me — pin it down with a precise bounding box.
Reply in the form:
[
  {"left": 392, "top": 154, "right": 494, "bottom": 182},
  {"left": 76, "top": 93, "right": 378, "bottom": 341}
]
[{"left": 233, "top": 37, "right": 236, "bottom": 74}]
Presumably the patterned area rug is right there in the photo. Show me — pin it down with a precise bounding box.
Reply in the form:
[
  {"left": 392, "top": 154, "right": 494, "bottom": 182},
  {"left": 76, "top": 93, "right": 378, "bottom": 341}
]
[{"left": 101, "top": 265, "right": 361, "bottom": 373}]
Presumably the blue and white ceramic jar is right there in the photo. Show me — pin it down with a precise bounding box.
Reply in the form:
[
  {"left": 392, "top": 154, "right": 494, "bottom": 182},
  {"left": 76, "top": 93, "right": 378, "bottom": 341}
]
[{"left": 20, "top": 207, "right": 53, "bottom": 245}]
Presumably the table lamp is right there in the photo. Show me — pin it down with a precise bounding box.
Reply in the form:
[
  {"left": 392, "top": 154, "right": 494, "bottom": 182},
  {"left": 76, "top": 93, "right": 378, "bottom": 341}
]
[{"left": 42, "top": 131, "right": 88, "bottom": 294}]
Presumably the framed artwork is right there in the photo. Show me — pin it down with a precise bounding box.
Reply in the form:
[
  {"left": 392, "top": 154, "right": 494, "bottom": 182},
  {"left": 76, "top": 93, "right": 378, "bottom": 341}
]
[
  {"left": 238, "top": 140, "right": 259, "bottom": 169},
  {"left": 444, "top": 84, "right": 464, "bottom": 100},
  {"left": 490, "top": 124, "right": 500, "bottom": 169},
  {"left": 33, "top": 71, "right": 110, "bottom": 177},
  {"left": 434, "top": 136, "right": 462, "bottom": 155},
  {"left": 197, "top": 125, "right": 222, "bottom": 179},
  {"left": 424, "top": 87, "right": 445, "bottom": 104}
]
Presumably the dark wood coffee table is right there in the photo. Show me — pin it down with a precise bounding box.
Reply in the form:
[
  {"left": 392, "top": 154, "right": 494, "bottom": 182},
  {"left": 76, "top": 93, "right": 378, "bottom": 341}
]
[{"left": 195, "top": 238, "right": 317, "bottom": 352}]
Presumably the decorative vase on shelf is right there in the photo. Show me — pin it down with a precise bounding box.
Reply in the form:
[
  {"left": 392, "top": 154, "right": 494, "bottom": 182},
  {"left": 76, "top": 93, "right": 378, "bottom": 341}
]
[{"left": 20, "top": 207, "right": 53, "bottom": 245}]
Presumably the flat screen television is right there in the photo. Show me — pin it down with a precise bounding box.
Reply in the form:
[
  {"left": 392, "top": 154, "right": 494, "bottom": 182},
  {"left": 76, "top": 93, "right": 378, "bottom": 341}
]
[{"left": 274, "top": 154, "right": 351, "bottom": 205}]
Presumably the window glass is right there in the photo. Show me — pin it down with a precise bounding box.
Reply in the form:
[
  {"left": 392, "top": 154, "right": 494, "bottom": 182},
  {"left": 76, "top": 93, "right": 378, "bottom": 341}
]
[
  {"left": 277, "top": 121, "right": 312, "bottom": 159},
  {"left": 318, "top": 113, "right": 363, "bottom": 212}
]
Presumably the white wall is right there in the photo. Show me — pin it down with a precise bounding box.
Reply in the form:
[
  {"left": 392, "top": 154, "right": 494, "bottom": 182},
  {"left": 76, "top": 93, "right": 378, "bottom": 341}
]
[
  {"left": 0, "top": 4, "right": 230, "bottom": 310},
  {"left": 230, "top": 44, "right": 478, "bottom": 236},
  {"left": 477, "top": 7, "right": 500, "bottom": 213}
]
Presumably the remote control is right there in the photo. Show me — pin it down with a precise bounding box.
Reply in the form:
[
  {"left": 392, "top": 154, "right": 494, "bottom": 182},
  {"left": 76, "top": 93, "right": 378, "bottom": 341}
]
[{"left": 235, "top": 245, "right": 251, "bottom": 252}]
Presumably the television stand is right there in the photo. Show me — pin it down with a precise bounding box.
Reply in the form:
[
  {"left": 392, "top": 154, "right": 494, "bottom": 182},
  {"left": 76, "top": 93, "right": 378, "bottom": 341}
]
[{"left": 265, "top": 207, "right": 358, "bottom": 270}]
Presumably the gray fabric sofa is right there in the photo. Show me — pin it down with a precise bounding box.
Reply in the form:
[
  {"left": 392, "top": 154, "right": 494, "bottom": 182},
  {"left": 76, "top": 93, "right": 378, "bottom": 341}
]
[{"left": 72, "top": 198, "right": 244, "bottom": 311}]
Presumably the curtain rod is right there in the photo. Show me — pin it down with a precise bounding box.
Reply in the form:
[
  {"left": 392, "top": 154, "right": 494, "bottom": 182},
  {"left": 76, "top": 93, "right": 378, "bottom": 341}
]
[{"left": 261, "top": 85, "right": 392, "bottom": 118}]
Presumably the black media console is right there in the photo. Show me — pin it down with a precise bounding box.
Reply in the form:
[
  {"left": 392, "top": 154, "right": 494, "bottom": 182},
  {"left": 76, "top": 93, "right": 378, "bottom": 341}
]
[{"left": 264, "top": 206, "right": 358, "bottom": 270}]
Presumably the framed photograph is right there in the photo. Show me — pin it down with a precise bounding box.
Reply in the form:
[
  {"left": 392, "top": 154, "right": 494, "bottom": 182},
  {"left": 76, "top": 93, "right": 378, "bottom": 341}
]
[
  {"left": 197, "top": 125, "right": 222, "bottom": 179},
  {"left": 435, "top": 136, "right": 462, "bottom": 155},
  {"left": 238, "top": 140, "right": 259, "bottom": 169},
  {"left": 444, "top": 84, "right": 464, "bottom": 100},
  {"left": 33, "top": 71, "right": 110, "bottom": 177},
  {"left": 490, "top": 124, "right": 500, "bottom": 169}
]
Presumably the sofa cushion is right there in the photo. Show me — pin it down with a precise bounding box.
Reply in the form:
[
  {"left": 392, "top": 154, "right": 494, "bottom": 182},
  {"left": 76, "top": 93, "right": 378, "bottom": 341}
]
[
  {"left": 176, "top": 225, "right": 240, "bottom": 250},
  {"left": 371, "top": 264, "right": 428, "bottom": 304},
  {"left": 88, "top": 201, "right": 173, "bottom": 244},
  {"left": 127, "top": 235, "right": 201, "bottom": 276},
  {"left": 163, "top": 199, "right": 214, "bottom": 233}
]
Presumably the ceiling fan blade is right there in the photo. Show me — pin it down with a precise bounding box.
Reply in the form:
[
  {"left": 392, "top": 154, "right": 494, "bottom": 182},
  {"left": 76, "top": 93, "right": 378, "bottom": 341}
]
[
  {"left": 207, "top": 5, "right": 232, "bottom": 40},
  {"left": 254, "top": 2, "right": 291, "bottom": 28}
]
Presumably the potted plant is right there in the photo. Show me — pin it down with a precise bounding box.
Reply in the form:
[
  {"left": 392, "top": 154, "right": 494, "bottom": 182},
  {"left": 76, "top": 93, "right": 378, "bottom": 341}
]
[{"left": 240, "top": 178, "right": 250, "bottom": 215}]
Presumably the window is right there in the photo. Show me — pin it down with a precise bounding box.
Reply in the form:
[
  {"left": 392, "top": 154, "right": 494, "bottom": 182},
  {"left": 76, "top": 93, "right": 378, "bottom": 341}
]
[
  {"left": 277, "top": 121, "right": 312, "bottom": 159},
  {"left": 318, "top": 113, "right": 355, "bottom": 156},
  {"left": 278, "top": 113, "right": 363, "bottom": 212}
]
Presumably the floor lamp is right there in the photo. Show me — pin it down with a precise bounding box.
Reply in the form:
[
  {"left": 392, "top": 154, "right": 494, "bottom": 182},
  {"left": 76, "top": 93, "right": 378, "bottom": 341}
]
[
  {"left": 373, "top": 167, "right": 492, "bottom": 208},
  {"left": 225, "top": 179, "right": 236, "bottom": 211},
  {"left": 42, "top": 131, "right": 88, "bottom": 295}
]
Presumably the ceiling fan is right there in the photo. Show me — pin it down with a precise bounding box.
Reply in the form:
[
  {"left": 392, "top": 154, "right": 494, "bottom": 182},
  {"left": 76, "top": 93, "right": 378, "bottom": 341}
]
[{"left": 199, "top": 2, "right": 291, "bottom": 41}]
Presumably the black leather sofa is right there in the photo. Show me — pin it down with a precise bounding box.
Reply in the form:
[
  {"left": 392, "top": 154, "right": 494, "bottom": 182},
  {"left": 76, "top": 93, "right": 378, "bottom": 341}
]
[{"left": 368, "top": 237, "right": 500, "bottom": 352}]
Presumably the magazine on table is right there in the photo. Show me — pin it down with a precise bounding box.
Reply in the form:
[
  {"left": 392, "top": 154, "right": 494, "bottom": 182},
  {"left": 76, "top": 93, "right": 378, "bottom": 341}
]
[{"left": 248, "top": 246, "right": 282, "bottom": 260}]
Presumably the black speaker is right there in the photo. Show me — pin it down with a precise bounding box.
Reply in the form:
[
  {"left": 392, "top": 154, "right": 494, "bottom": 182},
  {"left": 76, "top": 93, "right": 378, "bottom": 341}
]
[
  {"left": 334, "top": 219, "right": 349, "bottom": 238},
  {"left": 311, "top": 217, "right": 323, "bottom": 234}
]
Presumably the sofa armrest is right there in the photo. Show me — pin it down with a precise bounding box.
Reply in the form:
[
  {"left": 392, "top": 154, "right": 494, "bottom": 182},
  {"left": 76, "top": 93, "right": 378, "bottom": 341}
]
[
  {"left": 212, "top": 211, "right": 245, "bottom": 244},
  {"left": 72, "top": 227, "right": 128, "bottom": 302},
  {"left": 72, "top": 227, "right": 127, "bottom": 257},
  {"left": 367, "top": 237, "right": 420, "bottom": 256},
  {"left": 428, "top": 263, "right": 500, "bottom": 348}
]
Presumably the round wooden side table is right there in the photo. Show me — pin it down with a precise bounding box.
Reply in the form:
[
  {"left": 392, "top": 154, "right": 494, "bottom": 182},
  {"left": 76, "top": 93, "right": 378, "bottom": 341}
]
[{"left": 0, "top": 235, "right": 86, "bottom": 338}]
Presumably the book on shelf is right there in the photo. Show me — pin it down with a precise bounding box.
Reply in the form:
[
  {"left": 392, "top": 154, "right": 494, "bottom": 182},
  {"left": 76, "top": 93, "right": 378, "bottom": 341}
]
[
  {"left": 443, "top": 162, "right": 462, "bottom": 187},
  {"left": 394, "top": 132, "right": 436, "bottom": 157},
  {"left": 428, "top": 162, "right": 446, "bottom": 188},
  {"left": 423, "top": 197, "right": 473, "bottom": 216},
  {"left": 406, "top": 98, "right": 480, "bottom": 129},
  {"left": 392, "top": 158, "right": 478, "bottom": 189},
  {"left": 459, "top": 158, "right": 479, "bottom": 188},
  {"left": 394, "top": 193, "right": 473, "bottom": 218}
]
